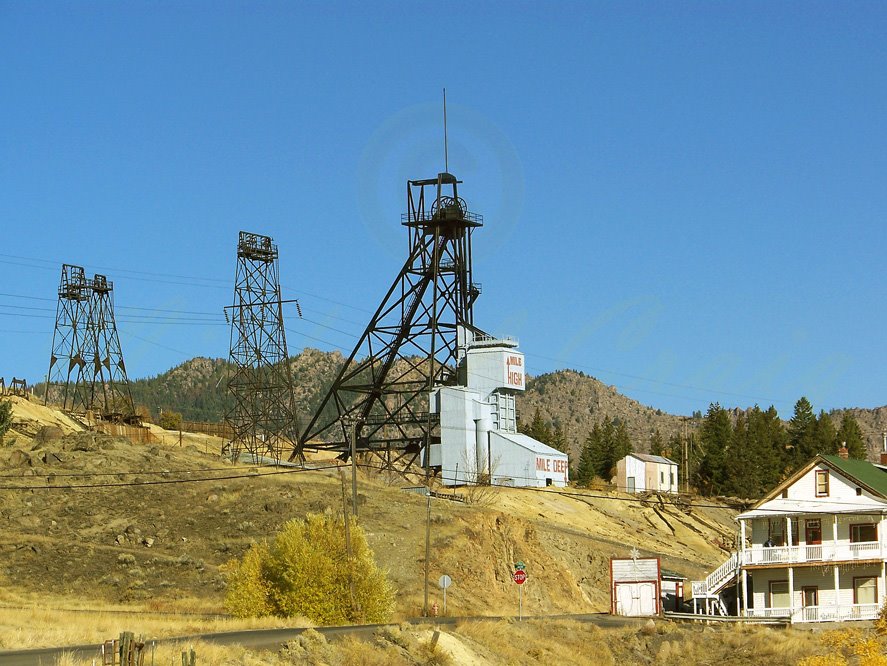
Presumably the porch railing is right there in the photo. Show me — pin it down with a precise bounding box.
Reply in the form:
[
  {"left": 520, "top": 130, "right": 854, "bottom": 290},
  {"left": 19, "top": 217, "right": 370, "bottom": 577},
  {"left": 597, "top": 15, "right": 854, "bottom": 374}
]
[
  {"left": 747, "top": 604, "right": 880, "bottom": 623},
  {"left": 742, "top": 541, "right": 882, "bottom": 565}
]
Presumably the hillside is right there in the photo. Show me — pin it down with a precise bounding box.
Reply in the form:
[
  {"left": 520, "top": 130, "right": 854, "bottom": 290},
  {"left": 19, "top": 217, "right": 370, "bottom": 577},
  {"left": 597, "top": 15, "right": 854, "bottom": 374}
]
[
  {"left": 0, "top": 397, "right": 737, "bottom": 645},
  {"left": 113, "top": 352, "right": 887, "bottom": 464}
]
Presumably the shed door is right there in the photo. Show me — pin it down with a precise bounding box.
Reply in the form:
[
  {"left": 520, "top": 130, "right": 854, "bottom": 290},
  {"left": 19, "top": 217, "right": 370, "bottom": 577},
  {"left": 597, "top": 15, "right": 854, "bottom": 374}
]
[{"left": 627, "top": 477, "right": 635, "bottom": 493}]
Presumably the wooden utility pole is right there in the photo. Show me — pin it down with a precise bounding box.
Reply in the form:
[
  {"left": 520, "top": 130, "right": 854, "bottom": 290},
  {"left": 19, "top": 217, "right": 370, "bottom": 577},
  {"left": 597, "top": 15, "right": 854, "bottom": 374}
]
[
  {"left": 340, "top": 470, "right": 356, "bottom": 615},
  {"left": 351, "top": 419, "right": 359, "bottom": 518},
  {"left": 423, "top": 489, "right": 432, "bottom": 615}
]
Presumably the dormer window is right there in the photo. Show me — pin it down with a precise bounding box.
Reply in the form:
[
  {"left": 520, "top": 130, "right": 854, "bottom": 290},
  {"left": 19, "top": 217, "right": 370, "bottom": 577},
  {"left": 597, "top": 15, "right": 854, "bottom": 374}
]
[{"left": 816, "top": 470, "right": 829, "bottom": 497}]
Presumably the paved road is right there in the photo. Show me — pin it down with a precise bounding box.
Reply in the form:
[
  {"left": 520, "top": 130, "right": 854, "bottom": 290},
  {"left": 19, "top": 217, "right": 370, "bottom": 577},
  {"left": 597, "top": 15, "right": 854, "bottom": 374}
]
[{"left": 0, "top": 613, "right": 643, "bottom": 666}]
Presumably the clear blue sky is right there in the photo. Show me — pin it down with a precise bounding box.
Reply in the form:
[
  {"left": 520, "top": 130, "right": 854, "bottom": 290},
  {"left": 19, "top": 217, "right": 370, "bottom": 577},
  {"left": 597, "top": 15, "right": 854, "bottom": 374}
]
[{"left": 1, "top": 2, "right": 885, "bottom": 418}]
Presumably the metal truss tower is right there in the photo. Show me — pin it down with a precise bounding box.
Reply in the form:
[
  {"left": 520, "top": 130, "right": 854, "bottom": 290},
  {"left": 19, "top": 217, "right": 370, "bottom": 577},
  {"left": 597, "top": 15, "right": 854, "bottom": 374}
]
[
  {"left": 47, "top": 264, "right": 93, "bottom": 412},
  {"left": 46, "top": 265, "right": 135, "bottom": 420},
  {"left": 86, "top": 274, "right": 136, "bottom": 420},
  {"left": 296, "top": 172, "right": 483, "bottom": 468},
  {"left": 225, "top": 231, "right": 300, "bottom": 461}
]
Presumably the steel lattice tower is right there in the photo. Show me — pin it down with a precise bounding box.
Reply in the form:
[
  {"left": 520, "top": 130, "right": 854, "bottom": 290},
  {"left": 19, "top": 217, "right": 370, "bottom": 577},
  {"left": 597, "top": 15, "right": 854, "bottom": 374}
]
[
  {"left": 225, "top": 231, "right": 300, "bottom": 461},
  {"left": 296, "top": 172, "right": 484, "bottom": 468},
  {"left": 47, "top": 264, "right": 93, "bottom": 412},
  {"left": 86, "top": 274, "right": 136, "bottom": 420}
]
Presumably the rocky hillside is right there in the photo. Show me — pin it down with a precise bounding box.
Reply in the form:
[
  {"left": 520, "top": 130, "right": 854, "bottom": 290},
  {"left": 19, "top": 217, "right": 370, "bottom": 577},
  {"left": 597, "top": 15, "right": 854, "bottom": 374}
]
[
  {"left": 520, "top": 369, "right": 688, "bottom": 461},
  {"left": 118, "top": 352, "right": 887, "bottom": 463}
]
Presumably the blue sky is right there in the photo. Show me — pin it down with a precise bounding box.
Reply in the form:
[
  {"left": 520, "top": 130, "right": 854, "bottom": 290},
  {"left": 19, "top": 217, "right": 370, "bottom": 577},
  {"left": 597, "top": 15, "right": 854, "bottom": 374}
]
[{"left": 1, "top": 2, "right": 885, "bottom": 418}]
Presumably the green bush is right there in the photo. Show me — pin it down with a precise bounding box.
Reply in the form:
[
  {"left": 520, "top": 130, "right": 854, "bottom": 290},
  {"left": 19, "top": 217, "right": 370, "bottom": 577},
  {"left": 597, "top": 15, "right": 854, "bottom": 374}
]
[
  {"left": 0, "top": 399, "right": 12, "bottom": 443},
  {"left": 158, "top": 410, "right": 183, "bottom": 430},
  {"left": 223, "top": 513, "right": 395, "bottom": 624}
]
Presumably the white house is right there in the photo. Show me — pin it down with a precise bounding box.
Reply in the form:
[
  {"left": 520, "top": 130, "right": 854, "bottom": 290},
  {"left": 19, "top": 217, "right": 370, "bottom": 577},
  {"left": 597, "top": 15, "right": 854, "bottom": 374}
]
[
  {"left": 693, "top": 450, "right": 887, "bottom": 623},
  {"left": 616, "top": 453, "right": 679, "bottom": 494}
]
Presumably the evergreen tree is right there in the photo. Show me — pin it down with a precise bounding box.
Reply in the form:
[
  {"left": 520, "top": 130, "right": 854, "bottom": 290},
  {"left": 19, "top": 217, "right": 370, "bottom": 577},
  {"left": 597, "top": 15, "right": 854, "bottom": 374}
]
[
  {"left": 612, "top": 419, "right": 633, "bottom": 470},
  {"left": 695, "top": 403, "right": 732, "bottom": 496},
  {"left": 578, "top": 423, "right": 605, "bottom": 483},
  {"left": 549, "top": 423, "right": 568, "bottom": 454},
  {"left": 813, "top": 410, "right": 838, "bottom": 456},
  {"left": 522, "top": 408, "right": 553, "bottom": 446},
  {"left": 837, "top": 413, "right": 866, "bottom": 460},
  {"left": 789, "top": 397, "right": 817, "bottom": 461},
  {"left": 649, "top": 429, "right": 665, "bottom": 457},
  {"left": 724, "top": 412, "right": 751, "bottom": 497}
]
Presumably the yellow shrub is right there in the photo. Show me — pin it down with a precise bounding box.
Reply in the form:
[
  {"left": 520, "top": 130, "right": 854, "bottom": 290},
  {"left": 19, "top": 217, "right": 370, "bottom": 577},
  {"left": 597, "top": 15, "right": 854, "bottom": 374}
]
[{"left": 223, "top": 513, "right": 395, "bottom": 625}]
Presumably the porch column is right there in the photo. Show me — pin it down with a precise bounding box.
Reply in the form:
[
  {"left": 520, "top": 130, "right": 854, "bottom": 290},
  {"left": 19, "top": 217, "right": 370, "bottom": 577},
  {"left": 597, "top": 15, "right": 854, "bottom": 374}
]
[
  {"left": 740, "top": 519, "right": 747, "bottom": 562},
  {"left": 834, "top": 565, "right": 840, "bottom": 614},
  {"left": 786, "top": 516, "right": 793, "bottom": 547},
  {"left": 741, "top": 568, "right": 748, "bottom": 617},
  {"left": 881, "top": 561, "right": 886, "bottom": 608},
  {"left": 833, "top": 514, "right": 838, "bottom": 548},
  {"left": 788, "top": 566, "right": 795, "bottom": 616}
]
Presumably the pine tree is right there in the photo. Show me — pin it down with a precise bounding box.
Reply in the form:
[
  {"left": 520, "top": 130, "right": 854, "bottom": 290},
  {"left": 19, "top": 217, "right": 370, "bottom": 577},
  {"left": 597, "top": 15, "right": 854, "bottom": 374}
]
[
  {"left": 649, "top": 429, "right": 665, "bottom": 457},
  {"left": 813, "top": 410, "right": 838, "bottom": 456},
  {"left": 789, "top": 397, "right": 817, "bottom": 462},
  {"left": 695, "top": 403, "right": 732, "bottom": 496},
  {"left": 549, "top": 423, "right": 568, "bottom": 454},
  {"left": 578, "top": 423, "right": 605, "bottom": 483},
  {"left": 837, "top": 413, "right": 866, "bottom": 460}
]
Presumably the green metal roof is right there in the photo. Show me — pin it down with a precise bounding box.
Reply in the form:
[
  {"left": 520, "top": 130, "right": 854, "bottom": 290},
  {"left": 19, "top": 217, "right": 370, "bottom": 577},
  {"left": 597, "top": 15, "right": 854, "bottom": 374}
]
[{"left": 821, "top": 455, "right": 887, "bottom": 497}]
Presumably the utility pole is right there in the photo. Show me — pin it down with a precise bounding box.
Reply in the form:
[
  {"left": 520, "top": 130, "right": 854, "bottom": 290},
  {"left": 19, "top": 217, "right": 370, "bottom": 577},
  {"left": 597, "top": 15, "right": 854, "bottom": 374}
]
[
  {"left": 351, "top": 419, "right": 359, "bottom": 519},
  {"left": 340, "top": 470, "right": 356, "bottom": 617},
  {"left": 423, "top": 488, "right": 432, "bottom": 617}
]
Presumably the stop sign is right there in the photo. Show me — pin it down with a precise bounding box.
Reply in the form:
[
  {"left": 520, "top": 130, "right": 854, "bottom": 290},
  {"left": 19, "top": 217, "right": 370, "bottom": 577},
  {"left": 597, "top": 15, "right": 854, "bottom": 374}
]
[{"left": 513, "top": 570, "right": 527, "bottom": 585}]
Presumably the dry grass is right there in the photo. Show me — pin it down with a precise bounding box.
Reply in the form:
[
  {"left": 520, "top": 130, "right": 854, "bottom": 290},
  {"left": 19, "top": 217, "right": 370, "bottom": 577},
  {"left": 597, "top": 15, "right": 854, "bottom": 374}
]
[
  {"left": 0, "top": 601, "right": 302, "bottom": 650},
  {"left": 8, "top": 619, "right": 842, "bottom": 666}
]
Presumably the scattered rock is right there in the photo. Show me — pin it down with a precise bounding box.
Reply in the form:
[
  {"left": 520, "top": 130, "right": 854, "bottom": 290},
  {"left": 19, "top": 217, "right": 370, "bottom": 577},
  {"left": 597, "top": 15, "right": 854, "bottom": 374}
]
[
  {"left": 9, "top": 450, "right": 32, "bottom": 467},
  {"left": 207, "top": 494, "right": 219, "bottom": 503},
  {"left": 142, "top": 537, "right": 155, "bottom": 548}
]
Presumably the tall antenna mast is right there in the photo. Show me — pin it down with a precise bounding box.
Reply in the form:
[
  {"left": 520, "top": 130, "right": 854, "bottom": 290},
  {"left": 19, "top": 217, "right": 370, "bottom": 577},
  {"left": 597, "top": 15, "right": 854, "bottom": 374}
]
[{"left": 443, "top": 87, "right": 449, "bottom": 172}]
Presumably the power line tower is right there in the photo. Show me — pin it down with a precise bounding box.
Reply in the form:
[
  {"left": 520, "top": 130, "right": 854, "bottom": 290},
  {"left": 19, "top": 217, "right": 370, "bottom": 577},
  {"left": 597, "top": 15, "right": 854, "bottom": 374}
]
[
  {"left": 225, "top": 231, "right": 300, "bottom": 461},
  {"left": 47, "top": 264, "right": 93, "bottom": 412},
  {"left": 86, "top": 274, "right": 136, "bottom": 420},
  {"left": 296, "top": 172, "right": 483, "bottom": 468}
]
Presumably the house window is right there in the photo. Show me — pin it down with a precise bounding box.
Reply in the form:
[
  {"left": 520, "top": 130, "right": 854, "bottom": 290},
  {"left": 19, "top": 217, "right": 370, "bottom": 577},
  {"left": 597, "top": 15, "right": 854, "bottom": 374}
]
[
  {"left": 805, "top": 519, "right": 822, "bottom": 545},
  {"left": 769, "top": 518, "right": 799, "bottom": 547},
  {"left": 661, "top": 471, "right": 665, "bottom": 485},
  {"left": 856, "top": 488, "right": 863, "bottom": 496},
  {"left": 770, "top": 581, "right": 790, "bottom": 609},
  {"left": 850, "top": 524, "right": 878, "bottom": 543},
  {"left": 782, "top": 490, "right": 788, "bottom": 499},
  {"left": 816, "top": 470, "right": 829, "bottom": 497},
  {"left": 854, "top": 577, "right": 878, "bottom": 605}
]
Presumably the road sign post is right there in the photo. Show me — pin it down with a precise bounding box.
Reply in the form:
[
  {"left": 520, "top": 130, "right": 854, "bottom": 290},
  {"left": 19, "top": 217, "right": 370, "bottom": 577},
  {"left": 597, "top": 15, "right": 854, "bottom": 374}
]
[
  {"left": 438, "top": 574, "right": 452, "bottom": 616},
  {"left": 512, "top": 568, "right": 527, "bottom": 620}
]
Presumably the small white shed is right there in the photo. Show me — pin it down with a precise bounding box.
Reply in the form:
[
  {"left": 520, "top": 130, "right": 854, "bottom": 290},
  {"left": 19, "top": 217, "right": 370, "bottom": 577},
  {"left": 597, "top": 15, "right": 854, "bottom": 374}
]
[{"left": 610, "top": 556, "right": 661, "bottom": 616}]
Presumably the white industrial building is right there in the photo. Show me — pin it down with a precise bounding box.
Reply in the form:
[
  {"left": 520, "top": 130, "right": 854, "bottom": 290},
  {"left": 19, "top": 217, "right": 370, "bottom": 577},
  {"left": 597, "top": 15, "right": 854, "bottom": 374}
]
[{"left": 427, "top": 331, "right": 568, "bottom": 488}]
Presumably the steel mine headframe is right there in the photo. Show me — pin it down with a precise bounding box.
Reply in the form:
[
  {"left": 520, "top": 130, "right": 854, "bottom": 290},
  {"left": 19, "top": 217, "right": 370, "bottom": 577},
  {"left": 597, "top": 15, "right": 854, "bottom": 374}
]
[
  {"left": 47, "top": 264, "right": 93, "bottom": 412},
  {"left": 295, "top": 172, "right": 485, "bottom": 468},
  {"left": 47, "top": 264, "right": 136, "bottom": 421},
  {"left": 225, "top": 231, "right": 301, "bottom": 462},
  {"left": 85, "top": 274, "right": 136, "bottom": 420}
]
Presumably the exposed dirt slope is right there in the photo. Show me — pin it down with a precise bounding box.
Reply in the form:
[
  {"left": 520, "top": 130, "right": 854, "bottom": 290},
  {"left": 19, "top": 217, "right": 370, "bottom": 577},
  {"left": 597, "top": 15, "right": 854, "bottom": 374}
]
[{"left": 0, "top": 400, "right": 736, "bottom": 619}]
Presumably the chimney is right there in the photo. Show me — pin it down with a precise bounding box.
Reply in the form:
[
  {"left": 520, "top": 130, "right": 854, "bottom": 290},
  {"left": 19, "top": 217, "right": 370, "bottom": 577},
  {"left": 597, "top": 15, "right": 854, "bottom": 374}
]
[
  {"left": 881, "top": 432, "right": 887, "bottom": 466},
  {"left": 838, "top": 443, "right": 849, "bottom": 460}
]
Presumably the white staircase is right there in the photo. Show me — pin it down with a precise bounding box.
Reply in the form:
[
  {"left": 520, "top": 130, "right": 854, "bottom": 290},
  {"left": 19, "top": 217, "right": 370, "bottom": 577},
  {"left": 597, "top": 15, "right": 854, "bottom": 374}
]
[
  {"left": 704, "top": 551, "right": 740, "bottom": 595},
  {"left": 691, "top": 552, "right": 740, "bottom": 615}
]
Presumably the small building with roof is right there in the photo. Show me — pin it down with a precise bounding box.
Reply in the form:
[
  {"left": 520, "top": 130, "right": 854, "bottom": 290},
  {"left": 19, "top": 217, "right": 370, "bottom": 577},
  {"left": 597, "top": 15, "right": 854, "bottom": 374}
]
[{"left": 615, "top": 453, "right": 679, "bottom": 494}]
